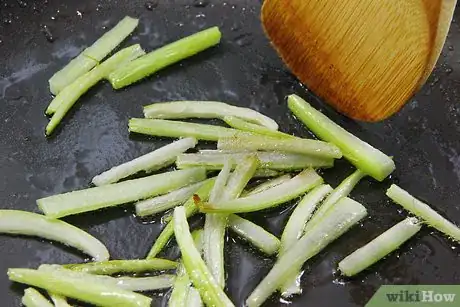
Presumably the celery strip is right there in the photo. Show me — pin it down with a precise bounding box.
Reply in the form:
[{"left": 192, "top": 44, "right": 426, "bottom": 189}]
[
  {"left": 222, "top": 155, "right": 259, "bottom": 200},
  {"left": 228, "top": 214, "right": 280, "bottom": 255},
  {"left": 0, "top": 210, "right": 108, "bottom": 261},
  {"left": 22, "top": 288, "right": 54, "bottom": 307},
  {"left": 387, "top": 184, "right": 460, "bottom": 242},
  {"left": 109, "top": 27, "right": 221, "bottom": 89},
  {"left": 339, "top": 217, "right": 421, "bottom": 276},
  {"left": 129, "top": 118, "right": 240, "bottom": 141},
  {"left": 200, "top": 169, "right": 323, "bottom": 213},
  {"left": 173, "top": 206, "right": 235, "bottom": 307},
  {"left": 169, "top": 264, "right": 191, "bottom": 307},
  {"left": 146, "top": 179, "right": 215, "bottom": 258},
  {"left": 287, "top": 94, "right": 395, "bottom": 181},
  {"left": 254, "top": 169, "right": 281, "bottom": 178},
  {"left": 244, "top": 174, "right": 292, "bottom": 196},
  {"left": 186, "top": 287, "right": 203, "bottom": 307},
  {"left": 143, "top": 101, "right": 278, "bottom": 131},
  {"left": 246, "top": 197, "right": 367, "bottom": 307},
  {"left": 37, "top": 168, "right": 206, "bottom": 218},
  {"left": 63, "top": 258, "right": 177, "bottom": 275},
  {"left": 49, "top": 293, "right": 71, "bottom": 307},
  {"left": 218, "top": 134, "right": 342, "bottom": 159},
  {"left": 223, "top": 116, "right": 290, "bottom": 137},
  {"left": 8, "top": 268, "right": 151, "bottom": 307},
  {"left": 92, "top": 137, "right": 197, "bottom": 186},
  {"left": 192, "top": 228, "right": 205, "bottom": 254}
]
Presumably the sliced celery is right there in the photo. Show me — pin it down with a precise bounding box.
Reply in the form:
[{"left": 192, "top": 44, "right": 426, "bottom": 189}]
[
  {"left": 218, "top": 134, "right": 342, "bottom": 159},
  {"left": 143, "top": 101, "right": 278, "bottom": 131},
  {"left": 0, "top": 210, "right": 108, "bottom": 261},
  {"left": 49, "top": 293, "right": 71, "bottom": 307},
  {"left": 246, "top": 197, "right": 367, "bottom": 307},
  {"left": 173, "top": 206, "right": 235, "bottom": 307},
  {"left": 37, "top": 168, "right": 206, "bottom": 218},
  {"left": 228, "top": 214, "right": 280, "bottom": 255},
  {"left": 339, "top": 217, "right": 421, "bottom": 276},
  {"left": 22, "top": 288, "right": 53, "bottom": 307},
  {"left": 287, "top": 94, "right": 395, "bottom": 181},
  {"left": 109, "top": 27, "right": 221, "bottom": 89},
  {"left": 63, "top": 258, "right": 177, "bottom": 275},
  {"left": 209, "top": 160, "right": 233, "bottom": 203},
  {"left": 387, "top": 185, "right": 460, "bottom": 242},
  {"left": 222, "top": 155, "right": 259, "bottom": 200},
  {"left": 92, "top": 137, "right": 197, "bottom": 186},
  {"left": 192, "top": 229, "right": 205, "bottom": 254},
  {"left": 186, "top": 287, "right": 203, "bottom": 307},
  {"left": 169, "top": 264, "right": 190, "bottom": 307},
  {"left": 223, "top": 116, "right": 289, "bottom": 137},
  {"left": 244, "top": 174, "right": 292, "bottom": 196},
  {"left": 200, "top": 169, "right": 323, "bottom": 213},
  {"left": 253, "top": 169, "right": 281, "bottom": 178},
  {"left": 8, "top": 268, "right": 151, "bottom": 307}
]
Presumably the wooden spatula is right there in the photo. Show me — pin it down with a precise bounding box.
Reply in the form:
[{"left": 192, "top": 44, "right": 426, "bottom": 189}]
[{"left": 262, "top": 0, "right": 457, "bottom": 121}]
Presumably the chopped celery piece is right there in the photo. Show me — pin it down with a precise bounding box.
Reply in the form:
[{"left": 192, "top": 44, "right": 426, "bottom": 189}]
[
  {"left": 45, "top": 45, "right": 145, "bottom": 134},
  {"left": 222, "top": 155, "right": 259, "bottom": 200},
  {"left": 246, "top": 197, "right": 367, "bottom": 307},
  {"left": 37, "top": 168, "right": 206, "bottom": 218},
  {"left": 228, "top": 214, "right": 280, "bottom": 255},
  {"left": 218, "top": 134, "right": 342, "bottom": 159},
  {"left": 108, "top": 27, "right": 221, "bottom": 89},
  {"left": 0, "top": 210, "right": 108, "bottom": 261},
  {"left": 186, "top": 287, "right": 203, "bottom": 307},
  {"left": 200, "top": 169, "right": 323, "bottom": 213},
  {"left": 209, "top": 160, "right": 233, "bottom": 203},
  {"left": 173, "top": 206, "right": 235, "bottom": 307},
  {"left": 63, "top": 258, "right": 177, "bottom": 275},
  {"left": 92, "top": 137, "right": 197, "bottom": 186},
  {"left": 244, "top": 174, "right": 292, "bottom": 196},
  {"left": 143, "top": 101, "right": 278, "bottom": 131},
  {"left": 169, "top": 264, "right": 190, "bottom": 307},
  {"left": 135, "top": 181, "right": 206, "bottom": 217},
  {"left": 192, "top": 228, "right": 205, "bottom": 254},
  {"left": 339, "top": 217, "right": 421, "bottom": 276},
  {"left": 254, "top": 169, "right": 281, "bottom": 178},
  {"left": 287, "top": 94, "right": 395, "bottom": 181},
  {"left": 146, "top": 179, "right": 215, "bottom": 258},
  {"left": 177, "top": 151, "right": 333, "bottom": 171},
  {"left": 22, "top": 288, "right": 53, "bottom": 307},
  {"left": 223, "top": 116, "right": 289, "bottom": 137},
  {"left": 8, "top": 268, "right": 151, "bottom": 307},
  {"left": 387, "top": 184, "right": 460, "bottom": 242},
  {"left": 49, "top": 293, "right": 71, "bottom": 307},
  {"left": 129, "top": 118, "right": 240, "bottom": 141}
]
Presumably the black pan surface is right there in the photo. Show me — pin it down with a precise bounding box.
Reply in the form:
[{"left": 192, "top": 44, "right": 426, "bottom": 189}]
[{"left": 1, "top": 1, "right": 460, "bottom": 306}]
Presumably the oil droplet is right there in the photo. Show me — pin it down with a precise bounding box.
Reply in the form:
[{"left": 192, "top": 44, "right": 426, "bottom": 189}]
[
  {"left": 41, "top": 25, "right": 55, "bottom": 42},
  {"left": 445, "top": 66, "right": 453, "bottom": 74},
  {"left": 448, "top": 45, "right": 454, "bottom": 51},
  {"left": 234, "top": 33, "right": 253, "bottom": 47},
  {"left": 144, "top": 1, "right": 158, "bottom": 10},
  {"left": 195, "top": 13, "right": 206, "bottom": 18},
  {"left": 176, "top": 22, "right": 184, "bottom": 27},
  {"left": 76, "top": 10, "right": 83, "bottom": 18},
  {"left": 18, "top": 0, "right": 27, "bottom": 8},
  {"left": 3, "top": 18, "right": 12, "bottom": 25},
  {"left": 193, "top": 0, "right": 209, "bottom": 7}
]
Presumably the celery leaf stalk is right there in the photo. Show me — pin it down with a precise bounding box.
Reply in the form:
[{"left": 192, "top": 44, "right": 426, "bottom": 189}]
[
  {"left": 244, "top": 174, "right": 292, "bottom": 196},
  {"left": 22, "top": 288, "right": 54, "bottom": 307},
  {"left": 223, "top": 116, "right": 289, "bottom": 137},
  {"left": 63, "top": 258, "right": 177, "bottom": 275}
]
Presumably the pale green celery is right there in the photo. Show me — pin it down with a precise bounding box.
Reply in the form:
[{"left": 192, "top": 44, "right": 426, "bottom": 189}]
[
  {"left": 45, "top": 44, "right": 145, "bottom": 134},
  {"left": 109, "top": 27, "right": 221, "bottom": 89},
  {"left": 287, "top": 94, "right": 395, "bottom": 181},
  {"left": 93, "top": 137, "right": 197, "bottom": 186},
  {"left": 37, "top": 168, "right": 206, "bottom": 218},
  {"left": 339, "top": 217, "right": 421, "bottom": 276},
  {"left": 223, "top": 116, "right": 291, "bottom": 137},
  {"left": 8, "top": 268, "right": 151, "bottom": 307},
  {"left": 49, "top": 293, "right": 71, "bottom": 307},
  {"left": 244, "top": 174, "right": 292, "bottom": 196},
  {"left": 22, "top": 288, "right": 53, "bottom": 307},
  {"left": 186, "top": 287, "right": 203, "bottom": 307},
  {"left": 143, "top": 101, "right": 278, "bottom": 131},
  {"left": 228, "top": 214, "right": 280, "bottom": 255},
  {"left": 0, "top": 210, "right": 108, "bottom": 261},
  {"left": 135, "top": 181, "right": 206, "bottom": 217},
  {"left": 63, "top": 258, "right": 177, "bottom": 275},
  {"left": 246, "top": 197, "right": 367, "bottom": 307},
  {"left": 146, "top": 179, "right": 215, "bottom": 258},
  {"left": 128, "top": 118, "right": 240, "bottom": 141},
  {"left": 222, "top": 155, "right": 259, "bottom": 200},
  {"left": 209, "top": 161, "right": 233, "bottom": 203},
  {"left": 387, "top": 184, "right": 460, "bottom": 241},
  {"left": 217, "top": 134, "right": 342, "bottom": 159},
  {"left": 169, "top": 264, "right": 191, "bottom": 307},
  {"left": 176, "top": 151, "right": 333, "bottom": 171},
  {"left": 192, "top": 229, "right": 205, "bottom": 254},
  {"left": 173, "top": 206, "right": 235, "bottom": 307},
  {"left": 254, "top": 169, "right": 281, "bottom": 178},
  {"left": 200, "top": 169, "right": 323, "bottom": 213}
]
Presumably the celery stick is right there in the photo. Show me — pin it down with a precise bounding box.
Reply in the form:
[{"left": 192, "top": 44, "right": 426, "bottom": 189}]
[
  {"left": 135, "top": 181, "right": 206, "bottom": 217},
  {"left": 143, "top": 101, "right": 278, "bottom": 131},
  {"left": 22, "top": 288, "right": 53, "bottom": 307},
  {"left": 228, "top": 214, "right": 280, "bottom": 255},
  {"left": 169, "top": 264, "right": 191, "bottom": 307},
  {"left": 192, "top": 229, "right": 205, "bottom": 254},
  {"left": 387, "top": 185, "right": 460, "bottom": 241},
  {"left": 45, "top": 45, "right": 145, "bottom": 134},
  {"left": 63, "top": 258, "right": 177, "bottom": 275},
  {"left": 92, "top": 137, "right": 197, "bottom": 186},
  {"left": 146, "top": 179, "right": 215, "bottom": 258},
  {"left": 177, "top": 151, "right": 333, "bottom": 171},
  {"left": 8, "top": 268, "right": 151, "bottom": 307},
  {"left": 37, "top": 168, "right": 206, "bottom": 218},
  {"left": 287, "top": 94, "right": 395, "bottom": 181},
  {"left": 129, "top": 118, "right": 239, "bottom": 141},
  {"left": 49, "top": 293, "right": 71, "bottom": 307},
  {"left": 222, "top": 155, "right": 259, "bottom": 200},
  {"left": 0, "top": 210, "right": 108, "bottom": 261},
  {"left": 254, "top": 169, "right": 281, "bottom": 178},
  {"left": 173, "top": 206, "right": 235, "bottom": 307},
  {"left": 246, "top": 197, "right": 367, "bottom": 307},
  {"left": 186, "top": 287, "right": 203, "bottom": 307},
  {"left": 339, "top": 217, "right": 421, "bottom": 276},
  {"left": 218, "top": 134, "right": 342, "bottom": 159},
  {"left": 209, "top": 161, "right": 233, "bottom": 203},
  {"left": 223, "top": 116, "right": 289, "bottom": 137},
  {"left": 108, "top": 27, "right": 221, "bottom": 89},
  {"left": 200, "top": 169, "right": 323, "bottom": 213},
  {"left": 244, "top": 174, "right": 292, "bottom": 196}
]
